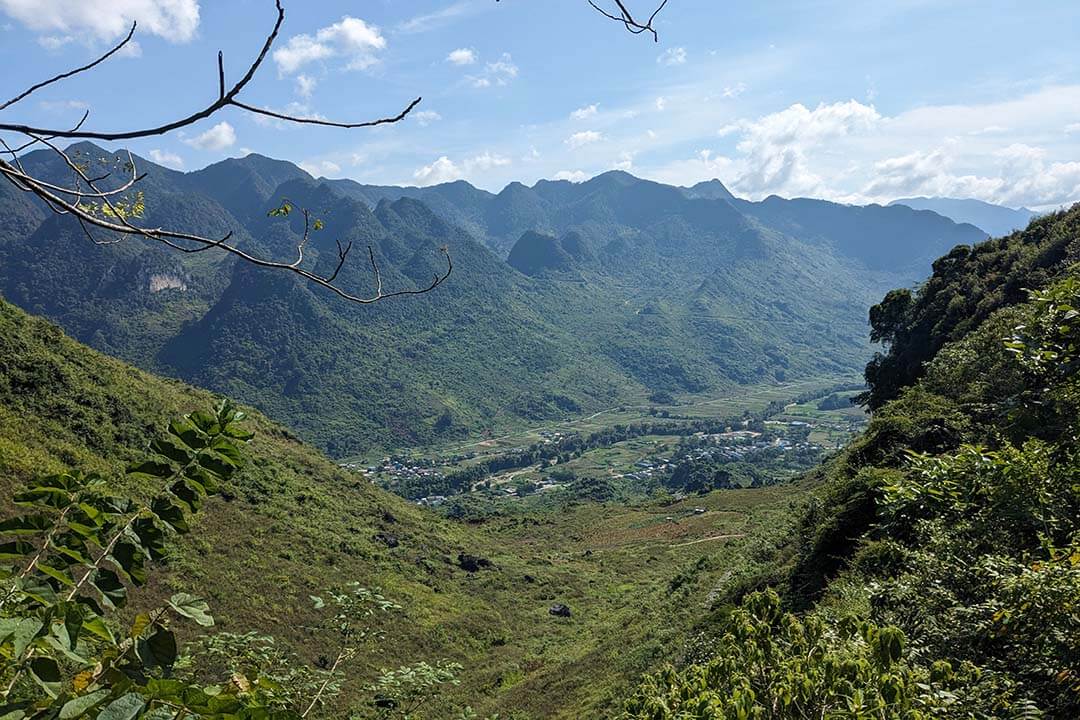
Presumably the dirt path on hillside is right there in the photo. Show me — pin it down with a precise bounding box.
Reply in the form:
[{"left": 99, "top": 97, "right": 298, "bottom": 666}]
[{"left": 669, "top": 533, "right": 746, "bottom": 548}]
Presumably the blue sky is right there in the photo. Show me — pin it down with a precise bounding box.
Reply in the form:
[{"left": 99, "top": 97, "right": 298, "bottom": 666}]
[{"left": 2, "top": 0, "right": 1079, "bottom": 209}]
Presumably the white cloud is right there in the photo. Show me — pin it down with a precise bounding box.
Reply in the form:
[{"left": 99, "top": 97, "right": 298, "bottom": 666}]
[
  {"left": 397, "top": 2, "right": 475, "bottom": 34},
  {"left": 300, "top": 159, "right": 342, "bottom": 177},
  {"left": 643, "top": 86, "right": 1080, "bottom": 208},
  {"left": 467, "top": 53, "right": 518, "bottom": 88},
  {"left": 183, "top": 121, "right": 236, "bottom": 151},
  {"left": 566, "top": 130, "right": 603, "bottom": 148},
  {"left": 862, "top": 143, "right": 1080, "bottom": 208},
  {"left": 446, "top": 47, "right": 476, "bottom": 65},
  {"left": 655, "top": 96, "right": 667, "bottom": 111},
  {"left": 613, "top": 151, "right": 635, "bottom": 171},
  {"left": 1066, "top": 123, "right": 1080, "bottom": 135},
  {"left": 38, "top": 99, "right": 88, "bottom": 112},
  {"left": 0, "top": 0, "right": 200, "bottom": 42},
  {"left": 414, "top": 110, "right": 442, "bottom": 126},
  {"left": 722, "top": 82, "right": 747, "bottom": 99},
  {"left": 465, "top": 152, "right": 510, "bottom": 172},
  {"left": 554, "top": 170, "right": 588, "bottom": 183},
  {"left": 37, "top": 34, "right": 72, "bottom": 50},
  {"left": 413, "top": 152, "right": 511, "bottom": 186},
  {"left": 570, "top": 103, "right": 599, "bottom": 121},
  {"left": 523, "top": 146, "right": 541, "bottom": 162},
  {"left": 147, "top": 149, "right": 184, "bottom": 170},
  {"left": 414, "top": 156, "right": 463, "bottom": 185},
  {"left": 295, "top": 74, "right": 317, "bottom": 98},
  {"left": 731, "top": 99, "right": 881, "bottom": 196},
  {"left": 273, "top": 16, "right": 385, "bottom": 74},
  {"left": 658, "top": 47, "right": 687, "bottom": 66}
]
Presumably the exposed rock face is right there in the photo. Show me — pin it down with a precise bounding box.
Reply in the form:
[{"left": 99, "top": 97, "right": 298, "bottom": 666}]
[
  {"left": 549, "top": 603, "right": 572, "bottom": 618},
  {"left": 458, "top": 553, "right": 493, "bottom": 572},
  {"left": 149, "top": 274, "right": 188, "bottom": 293},
  {"left": 374, "top": 533, "right": 399, "bottom": 548}
]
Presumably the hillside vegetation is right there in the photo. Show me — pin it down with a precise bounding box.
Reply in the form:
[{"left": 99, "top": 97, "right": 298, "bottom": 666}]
[
  {"left": 623, "top": 206, "right": 1080, "bottom": 718},
  {"left": 0, "top": 146, "right": 983, "bottom": 456},
  {"left": 0, "top": 297, "right": 813, "bottom": 718}
]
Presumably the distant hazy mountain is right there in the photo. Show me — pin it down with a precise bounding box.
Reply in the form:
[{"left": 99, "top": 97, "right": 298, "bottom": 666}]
[
  {"left": 888, "top": 197, "right": 1035, "bottom": 238},
  {"left": 0, "top": 149, "right": 984, "bottom": 454}
]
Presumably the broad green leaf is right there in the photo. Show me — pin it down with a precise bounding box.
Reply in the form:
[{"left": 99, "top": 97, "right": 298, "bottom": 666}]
[
  {"left": 0, "top": 515, "right": 52, "bottom": 536},
  {"left": 0, "top": 541, "right": 36, "bottom": 561},
  {"left": 59, "top": 689, "right": 111, "bottom": 719},
  {"left": 150, "top": 498, "right": 188, "bottom": 534},
  {"left": 91, "top": 568, "right": 127, "bottom": 609},
  {"left": 96, "top": 693, "right": 145, "bottom": 720},
  {"left": 149, "top": 437, "right": 194, "bottom": 465},
  {"left": 168, "top": 593, "right": 214, "bottom": 627},
  {"left": 11, "top": 617, "right": 43, "bottom": 658},
  {"left": 137, "top": 627, "right": 178, "bottom": 671},
  {"left": 126, "top": 460, "right": 175, "bottom": 482},
  {"left": 37, "top": 562, "right": 75, "bottom": 587},
  {"left": 80, "top": 614, "right": 113, "bottom": 643},
  {"left": 168, "top": 418, "right": 207, "bottom": 450},
  {"left": 28, "top": 656, "right": 62, "bottom": 697},
  {"left": 109, "top": 541, "right": 148, "bottom": 586},
  {"left": 131, "top": 518, "right": 167, "bottom": 561}
]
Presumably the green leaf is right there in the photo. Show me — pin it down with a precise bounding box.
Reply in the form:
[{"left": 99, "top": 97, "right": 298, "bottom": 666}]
[
  {"left": 197, "top": 454, "right": 236, "bottom": 480},
  {"left": 96, "top": 693, "right": 145, "bottom": 720},
  {"left": 169, "top": 480, "right": 204, "bottom": 513},
  {"left": 13, "top": 487, "right": 72, "bottom": 509},
  {"left": 131, "top": 518, "right": 167, "bottom": 561},
  {"left": 0, "top": 541, "right": 35, "bottom": 561},
  {"left": 36, "top": 562, "right": 75, "bottom": 587},
  {"left": 150, "top": 498, "right": 188, "bottom": 534},
  {"left": 11, "top": 618, "right": 43, "bottom": 658},
  {"left": 168, "top": 593, "right": 214, "bottom": 627},
  {"left": 188, "top": 410, "right": 220, "bottom": 435},
  {"left": 28, "top": 656, "right": 62, "bottom": 697},
  {"left": 137, "top": 627, "right": 177, "bottom": 671},
  {"left": 18, "top": 578, "right": 57, "bottom": 607},
  {"left": 0, "top": 515, "right": 52, "bottom": 536},
  {"left": 108, "top": 541, "right": 148, "bottom": 587},
  {"left": 80, "top": 614, "right": 113, "bottom": 643},
  {"left": 168, "top": 418, "right": 207, "bottom": 450},
  {"left": 92, "top": 568, "right": 127, "bottom": 609},
  {"left": 149, "top": 437, "right": 194, "bottom": 465},
  {"left": 126, "top": 460, "right": 175, "bottom": 482},
  {"left": 59, "top": 689, "right": 111, "bottom": 719}
]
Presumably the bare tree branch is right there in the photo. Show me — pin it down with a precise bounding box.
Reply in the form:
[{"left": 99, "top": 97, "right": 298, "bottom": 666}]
[
  {"left": 0, "top": 23, "right": 137, "bottom": 112},
  {"left": 496, "top": 0, "right": 670, "bottom": 41},
  {"left": 586, "top": 0, "right": 670, "bottom": 41},
  {"left": 0, "top": 1, "right": 447, "bottom": 305},
  {"left": 0, "top": 0, "right": 665, "bottom": 306},
  {"left": 0, "top": 1, "right": 421, "bottom": 141}
]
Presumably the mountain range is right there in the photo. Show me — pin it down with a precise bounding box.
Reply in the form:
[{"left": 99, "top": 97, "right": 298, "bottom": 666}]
[
  {"left": 889, "top": 196, "right": 1036, "bottom": 238},
  {"left": 0, "top": 143, "right": 987, "bottom": 456}
]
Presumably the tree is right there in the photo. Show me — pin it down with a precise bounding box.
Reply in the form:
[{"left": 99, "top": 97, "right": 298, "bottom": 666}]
[{"left": 0, "top": 0, "right": 669, "bottom": 305}]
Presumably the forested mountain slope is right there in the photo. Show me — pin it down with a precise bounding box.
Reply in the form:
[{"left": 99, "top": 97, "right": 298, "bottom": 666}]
[
  {"left": 330, "top": 171, "right": 986, "bottom": 278},
  {"left": 0, "top": 145, "right": 956, "bottom": 455},
  {"left": 624, "top": 204, "right": 1080, "bottom": 719}
]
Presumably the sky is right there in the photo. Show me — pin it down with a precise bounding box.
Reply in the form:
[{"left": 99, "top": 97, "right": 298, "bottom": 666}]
[{"left": 1, "top": 0, "right": 1079, "bottom": 210}]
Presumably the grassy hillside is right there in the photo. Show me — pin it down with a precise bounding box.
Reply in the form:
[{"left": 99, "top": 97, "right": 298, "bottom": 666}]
[{"left": 0, "top": 297, "right": 811, "bottom": 718}]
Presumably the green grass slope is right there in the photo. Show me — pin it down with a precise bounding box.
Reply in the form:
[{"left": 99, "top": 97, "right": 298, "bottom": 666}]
[{"left": 0, "top": 297, "right": 808, "bottom": 718}]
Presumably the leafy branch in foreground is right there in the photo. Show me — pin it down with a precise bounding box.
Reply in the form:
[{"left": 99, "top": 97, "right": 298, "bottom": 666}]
[{"left": 0, "top": 401, "right": 482, "bottom": 719}]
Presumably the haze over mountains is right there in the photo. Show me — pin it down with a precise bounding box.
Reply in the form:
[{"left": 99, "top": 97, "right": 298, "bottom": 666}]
[
  {"left": 0, "top": 142, "right": 988, "bottom": 456},
  {"left": 889, "top": 196, "right": 1036, "bottom": 238}
]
